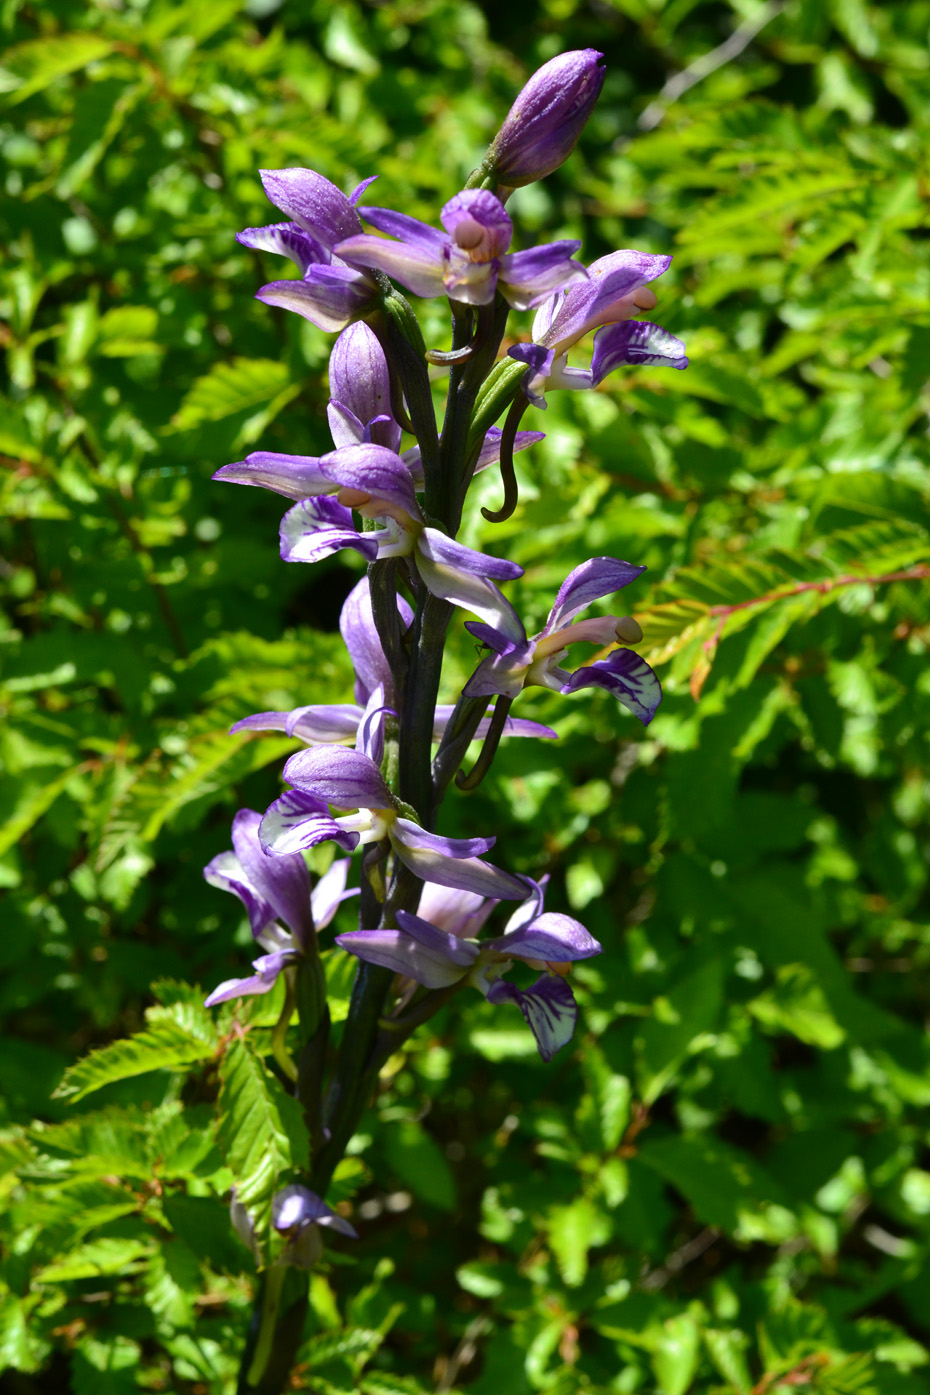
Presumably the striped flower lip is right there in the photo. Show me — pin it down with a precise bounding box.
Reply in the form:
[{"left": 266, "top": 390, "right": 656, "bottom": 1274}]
[{"left": 463, "top": 557, "right": 662, "bottom": 727}]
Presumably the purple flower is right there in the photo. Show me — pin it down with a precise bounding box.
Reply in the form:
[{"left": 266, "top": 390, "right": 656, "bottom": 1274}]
[
  {"left": 275, "top": 443, "right": 524, "bottom": 634},
  {"left": 203, "top": 809, "right": 354, "bottom": 1007},
  {"left": 260, "top": 744, "right": 528, "bottom": 902},
  {"left": 463, "top": 557, "right": 662, "bottom": 726},
  {"left": 336, "top": 880, "right": 602, "bottom": 1061},
  {"left": 508, "top": 250, "right": 687, "bottom": 407},
  {"left": 272, "top": 1184, "right": 357, "bottom": 1267},
  {"left": 238, "top": 169, "right": 379, "bottom": 332},
  {"left": 336, "top": 189, "right": 586, "bottom": 310},
  {"left": 487, "top": 49, "right": 606, "bottom": 188}
]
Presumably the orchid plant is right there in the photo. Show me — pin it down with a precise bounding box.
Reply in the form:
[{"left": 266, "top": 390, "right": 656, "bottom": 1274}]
[{"left": 207, "top": 49, "right": 686, "bottom": 1392}]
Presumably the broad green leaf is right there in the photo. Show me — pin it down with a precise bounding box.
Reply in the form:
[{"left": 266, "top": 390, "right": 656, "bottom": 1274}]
[
  {"left": 546, "top": 1196, "right": 610, "bottom": 1287},
  {"left": 653, "top": 1314, "right": 701, "bottom": 1395}
]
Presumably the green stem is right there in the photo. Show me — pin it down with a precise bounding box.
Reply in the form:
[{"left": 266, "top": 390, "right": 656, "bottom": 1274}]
[
  {"left": 237, "top": 1265, "right": 308, "bottom": 1395},
  {"left": 270, "top": 974, "right": 298, "bottom": 1083}
]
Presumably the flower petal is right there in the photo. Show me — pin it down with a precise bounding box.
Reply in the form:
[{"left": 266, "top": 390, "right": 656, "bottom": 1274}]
[
  {"left": 260, "top": 789, "right": 360, "bottom": 856},
  {"left": 328, "top": 322, "right": 398, "bottom": 438},
  {"left": 259, "top": 168, "right": 363, "bottom": 247},
  {"left": 336, "top": 233, "right": 447, "bottom": 298},
  {"left": 285, "top": 704, "right": 365, "bottom": 744},
  {"left": 392, "top": 819, "right": 527, "bottom": 900},
  {"left": 311, "top": 858, "right": 355, "bottom": 930},
  {"left": 273, "top": 1183, "right": 358, "bottom": 1237},
  {"left": 431, "top": 705, "right": 557, "bottom": 743},
  {"left": 415, "top": 884, "right": 496, "bottom": 937},
  {"left": 280, "top": 495, "right": 377, "bottom": 565},
  {"left": 284, "top": 745, "right": 392, "bottom": 811},
  {"left": 396, "top": 909, "right": 481, "bottom": 965},
  {"left": 205, "top": 969, "right": 282, "bottom": 1007},
  {"left": 256, "top": 265, "right": 374, "bottom": 333},
  {"left": 336, "top": 924, "right": 469, "bottom": 989},
  {"left": 319, "top": 443, "right": 419, "bottom": 519},
  {"left": 591, "top": 319, "right": 688, "bottom": 382},
  {"left": 236, "top": 222, "right": 328, "bottom": 272},
  {"left": 485, "top": 973, "right": 579, "bottom": 1061},
  {"left": 500, "top": 241, "right": 586, "bottom": 311},
  {"left": 544, "top": 556, "right": 646, "bottom": 635},
  {"left": 462, "top": 640, "right": 538, "bottom": 700},
  {"left": 474, "top": 426, "right": 546, "bottom": 474},
  {"left": 213, "top": 451, "right": 330, "bottom": 501},
  {"left": 358, "top": 205, "right": 447, "bottom": 252},
  {"left": 541, "top": 250, "right": 672, "bottom": 350},
  {"left": 340, "top": 576, "right": 412, "bottom": 705},
  {"left": 230, "top": 808, "right": 313, "bottom": 947},
  {"left": 561, "top": 647, "right": 662, "bottom": 726},
  {"left": 491, "top": 911, "right": 602, "bottom": 962},
  {"left": 203, "top": 849, "right": 278, "bottom": 941},
  {"left": 416, "top": 530, "right": 524, "bottom": 636}
]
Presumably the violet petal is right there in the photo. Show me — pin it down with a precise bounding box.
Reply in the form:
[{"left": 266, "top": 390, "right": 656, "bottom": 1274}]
[
  {"left": 213, "top": 451, "right": 330, "bottom": 501},
  {"left": 259, "top": 168, "right": 363, "bottom": 247},
  {"left": 280, "top": 495, "right": 377, "bottom": 565},
  {"left": 485, "top": 973, "right": 579, "bottom": 1062},
  {"left": 561, "top": 648, "right": 662, "bottom": 726},
  {"left": 284, "top": 745, "right": 392, "bottom": 811},
  {"left": 335, "top": 925, "right": 468, "bottom": 989},
  {"left": 544, "top": 556, "right": 647, "bottom": 634},
  {"left": 591, "top": 318, "right": 689, "bottom": 382},
  {"left": 335, "top": 233, "right": 446, "bottom": 298},
  {"left": 490, "top": 911, "right": 603, "bottom": 963},
  {"left": 260, "top": 789, "right": 360, "bottom": 857},
  {"left": 236, "top": 222, "right": 328, "bottom": 273}
]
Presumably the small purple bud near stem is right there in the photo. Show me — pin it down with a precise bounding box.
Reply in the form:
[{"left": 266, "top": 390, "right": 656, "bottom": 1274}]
[{"left": 485, "top": 49, "right": 606, "bottom": 189}]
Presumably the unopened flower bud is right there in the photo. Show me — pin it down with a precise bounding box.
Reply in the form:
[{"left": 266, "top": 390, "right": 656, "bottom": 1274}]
[
  {"left": 487, "top": 50, "right": 605, "bottom": 188},
  {"left": 615, "top": 616, "right": 644, "bottom": 644}
]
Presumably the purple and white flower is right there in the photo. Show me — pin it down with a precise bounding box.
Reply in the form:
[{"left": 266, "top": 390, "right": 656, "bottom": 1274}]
[
  {"left": 238, "top": 168, "right": 380, "bottom": 332},
  {"left": 463, "top": 557, "right": 662, "bottom": 726},
  {"left": 275, "top": 443, "right": 523, "bottom": 633},
  {"left": 336, "top": 188, "right": 586, "bottom": 310},
  {"left": 337, "top": 879, "right": 601, "bottom": 1061},
  {"left": 203, "top": 808, "right": 354, "bottom": 1007},
  {"left": 508, "top": 250, "right": 687, "bottom": 407},
  {"left": 260, "top": 743, "right": 528, "bottom": 902},
  {"left": 272, "top": 1184, "right": 357, "bottom": 1267}
]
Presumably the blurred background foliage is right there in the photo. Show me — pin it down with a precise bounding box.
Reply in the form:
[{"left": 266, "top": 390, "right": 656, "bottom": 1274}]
[{"left": 2, "top": 0, "right": 930, "bottom": 1390}]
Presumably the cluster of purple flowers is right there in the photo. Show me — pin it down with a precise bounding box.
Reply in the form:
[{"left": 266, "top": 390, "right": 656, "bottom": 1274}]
[{"left": 202, "top": 50, "right": 687, "bottom": 1284}]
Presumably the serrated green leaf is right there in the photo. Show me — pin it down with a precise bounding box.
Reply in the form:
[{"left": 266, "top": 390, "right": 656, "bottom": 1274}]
[
  {"left": 216, "top": 1037, "right": 309, "bottom": 1234},
  {"left": 34, "top": 1237, "right": 152, "bottom": 1283},
  {"left": 168, "top": 357, "right": 297, "bottom": 431},
  {"left": 54, "top": 1017, "right": 215, "bottom": 1102}
]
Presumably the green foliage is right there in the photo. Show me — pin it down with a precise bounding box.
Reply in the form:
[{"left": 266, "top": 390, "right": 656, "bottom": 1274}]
[{"left": 2, "top": 0, "right": 930, "bottom": 1391}]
